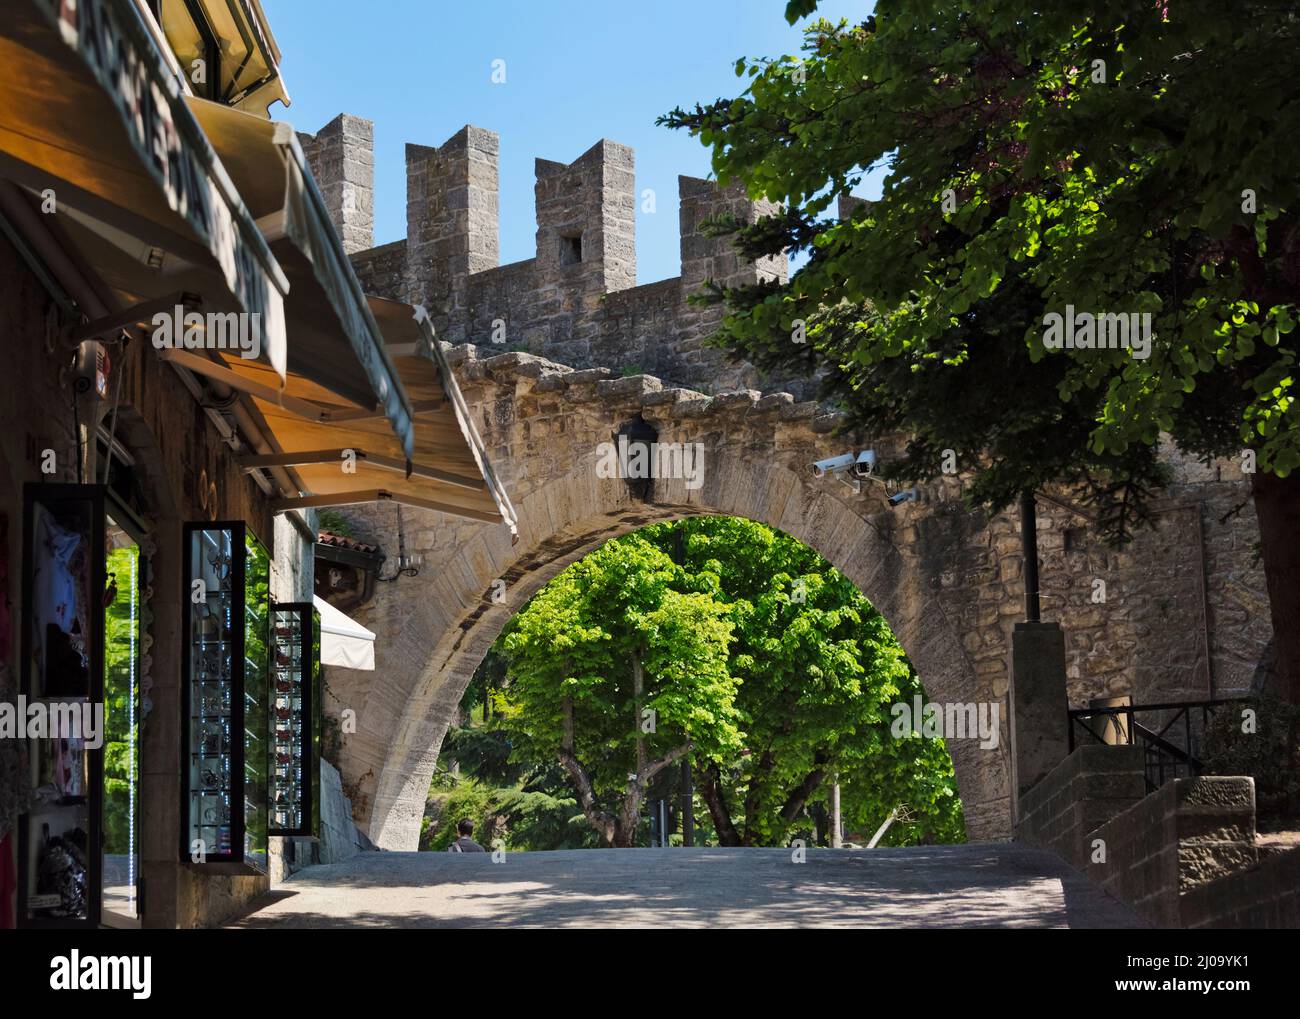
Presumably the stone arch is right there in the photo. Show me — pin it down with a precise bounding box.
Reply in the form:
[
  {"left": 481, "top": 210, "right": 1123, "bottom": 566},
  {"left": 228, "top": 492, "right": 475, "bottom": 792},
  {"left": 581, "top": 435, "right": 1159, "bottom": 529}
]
[
  {"left": 336, "top": 447, "right": 1008, "bottom": 851},
  {"left": 328, "top": 343, "right": 1266, "bottom": 854}
]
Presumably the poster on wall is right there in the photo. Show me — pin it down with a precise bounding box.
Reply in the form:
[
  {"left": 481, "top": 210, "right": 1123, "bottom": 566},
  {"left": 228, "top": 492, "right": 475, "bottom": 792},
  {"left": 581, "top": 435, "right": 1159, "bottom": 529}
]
[{"left": 19, "top": 484, "right": 105, "bottom": 928}]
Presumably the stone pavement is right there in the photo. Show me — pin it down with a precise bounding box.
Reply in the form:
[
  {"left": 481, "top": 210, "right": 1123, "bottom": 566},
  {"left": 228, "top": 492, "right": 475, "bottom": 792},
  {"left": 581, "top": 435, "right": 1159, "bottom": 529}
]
[{"left": 230, "top": 844, "right": 1144, "bottom": 928}]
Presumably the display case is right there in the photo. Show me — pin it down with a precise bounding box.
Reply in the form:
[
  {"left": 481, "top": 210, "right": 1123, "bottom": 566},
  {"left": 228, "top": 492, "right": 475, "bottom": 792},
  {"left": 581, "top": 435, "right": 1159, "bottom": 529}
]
[
  {"left": 267, "top": 602, "right": 321, "bottom": 838},
  {"left": 181, "top": 522, "right": 268, "bottom": 872},
  {"left": 18, "top": 483, "right": 105, "bottom": 928}
]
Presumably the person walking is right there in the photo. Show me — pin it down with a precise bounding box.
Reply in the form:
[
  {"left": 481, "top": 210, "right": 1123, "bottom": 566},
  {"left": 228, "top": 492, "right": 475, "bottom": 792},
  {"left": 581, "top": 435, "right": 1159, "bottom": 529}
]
[{"left": 447, "top": 818, "right": 486, "bottom": 853}]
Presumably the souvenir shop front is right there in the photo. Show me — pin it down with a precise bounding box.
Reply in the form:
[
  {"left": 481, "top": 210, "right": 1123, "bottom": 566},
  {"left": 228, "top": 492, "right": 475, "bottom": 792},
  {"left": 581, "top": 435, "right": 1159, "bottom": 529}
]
[
  {"left": 0, "top": 0, "right": 514, "bottom": 928},
  {"left": 0, "top": 0, "right": 318, "bottom": 929},
  {"left": 8, "top": 483, "right": 322, "bottom": 928}
]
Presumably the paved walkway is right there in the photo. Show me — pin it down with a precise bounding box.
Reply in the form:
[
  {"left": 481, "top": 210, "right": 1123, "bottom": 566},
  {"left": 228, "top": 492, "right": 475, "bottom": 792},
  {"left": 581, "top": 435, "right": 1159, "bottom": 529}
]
[{"left": 231, "top": 844, "right": 1143, "bottom": 928}]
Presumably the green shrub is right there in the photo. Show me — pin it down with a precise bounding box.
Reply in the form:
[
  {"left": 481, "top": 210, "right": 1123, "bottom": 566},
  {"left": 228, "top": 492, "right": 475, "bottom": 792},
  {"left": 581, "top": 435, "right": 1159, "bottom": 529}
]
[
  {"left": 423, "top": 777, "right": 599, "bottom": 852},
  {"left": 1202, "top": 694, "right": 1300, "bottom": 831}
]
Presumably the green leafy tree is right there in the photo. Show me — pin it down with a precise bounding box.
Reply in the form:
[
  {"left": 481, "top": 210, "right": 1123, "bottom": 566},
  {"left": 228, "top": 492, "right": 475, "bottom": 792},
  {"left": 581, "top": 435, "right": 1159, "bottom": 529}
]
[
  {"left": 640, "top": 517, "right": 962, "bottom": 846},
  {"left": 422, "top": 776, "right": 600, "bottom": 852},
  {"left": 103, "top": 545, "right": 140, "bottom": 855},
  {"left": 663, "top": 1, "right": 1300, "bottom": 702},
  {"left": 499, "top": 535, "right": 742, "bottom": 847},
  {"left": 493, "top": 518, "right": 963, "bottom": 848}
]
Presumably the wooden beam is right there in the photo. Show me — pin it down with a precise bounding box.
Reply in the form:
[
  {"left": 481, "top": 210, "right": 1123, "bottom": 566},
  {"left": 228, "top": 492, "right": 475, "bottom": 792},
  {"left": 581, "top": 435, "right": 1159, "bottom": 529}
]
[
  {"left": 157, "top": 347, "right": 337, "bottom": 421},
  {"left": 67, "top": 290, "right": 201, "bottom": 343},
  {"left": 239, "top": 448, "right": 483, "bottom": 491},
  {"left": 357, "top": 452, "right": 482, "bottom": 491},
  {"left": 239, "top": 448, "right": 352, "bottom": 469},
  {"left": 321, "top": 398, "right": 442, "bottom": 422},
  {"left": 255, "top": 209, "right": 288, "bottom": 243},
  {"left": 271, "top": 489, "right": 504, "bottom": 524}
]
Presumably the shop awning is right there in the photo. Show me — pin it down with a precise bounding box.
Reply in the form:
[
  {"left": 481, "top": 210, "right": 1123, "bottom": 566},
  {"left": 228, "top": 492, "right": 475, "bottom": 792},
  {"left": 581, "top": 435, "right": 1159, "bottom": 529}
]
[
  {"left": 223, "top": 296, "right": 518, "bottom": 533},
  {"left": 0, "top": 0, "right": 515, "bottom": 533},
  {"left": 157, "top": 0, "right": 291, "bottom": 116},
  {"left": 0, "top": 0, "right": 288, "bottom": 378},
  {"left": 182, "top": 96, "right": 415, "bottom": 458},
  {"left": 313, "top": 595, "right": 374, "bottom": 672}
]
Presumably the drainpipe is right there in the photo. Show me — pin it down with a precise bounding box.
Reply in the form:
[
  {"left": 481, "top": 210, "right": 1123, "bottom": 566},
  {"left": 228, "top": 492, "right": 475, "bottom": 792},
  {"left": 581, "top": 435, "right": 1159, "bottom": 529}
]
[
  {"left": 1020, "top": 489, "right": 1041, "bottom": 622},
  {"left": 205, "top": 376, "right": 300, "bottom": 498}
]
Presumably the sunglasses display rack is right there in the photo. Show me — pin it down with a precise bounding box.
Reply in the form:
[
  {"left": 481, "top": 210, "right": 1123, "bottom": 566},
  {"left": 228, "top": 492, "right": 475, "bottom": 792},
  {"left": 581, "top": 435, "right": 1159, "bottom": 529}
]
[
  {"left": 181, "top": 522, "right": 267, "bottom": 873},
  {"left": 269, "top": 606, "right": 304, "bottom": 833},
  {"left": 268, "top": 602, "right": 320, "bottom": 838},
  {"left": 190, "top": 527, "right": 235, "bottom": 858}
]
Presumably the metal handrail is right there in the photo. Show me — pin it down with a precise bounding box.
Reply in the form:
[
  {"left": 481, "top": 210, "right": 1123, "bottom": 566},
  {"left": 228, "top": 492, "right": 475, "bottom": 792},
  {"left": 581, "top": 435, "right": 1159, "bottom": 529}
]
[{"left": 1066, "top": 698, "right": 1246, "bottom": 793}]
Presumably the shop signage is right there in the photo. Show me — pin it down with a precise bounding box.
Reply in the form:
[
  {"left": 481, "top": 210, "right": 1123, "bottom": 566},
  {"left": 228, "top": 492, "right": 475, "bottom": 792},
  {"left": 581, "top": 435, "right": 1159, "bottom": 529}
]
[{"left": 39, "top": 0, "right": 286, "bottom": 376}]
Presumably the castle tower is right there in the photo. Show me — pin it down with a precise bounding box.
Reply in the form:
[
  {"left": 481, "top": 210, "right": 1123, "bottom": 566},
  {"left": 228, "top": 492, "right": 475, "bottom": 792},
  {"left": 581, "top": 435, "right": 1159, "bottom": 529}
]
[{"left": 534, "top": 139, "right": 636, "bottom": 304}]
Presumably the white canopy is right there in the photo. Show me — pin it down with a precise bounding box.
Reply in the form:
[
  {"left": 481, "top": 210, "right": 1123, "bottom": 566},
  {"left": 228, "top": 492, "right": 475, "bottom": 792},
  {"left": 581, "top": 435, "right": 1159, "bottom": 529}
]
[{"left": 313, "top": 595, "right": 375, "bottom": 672}]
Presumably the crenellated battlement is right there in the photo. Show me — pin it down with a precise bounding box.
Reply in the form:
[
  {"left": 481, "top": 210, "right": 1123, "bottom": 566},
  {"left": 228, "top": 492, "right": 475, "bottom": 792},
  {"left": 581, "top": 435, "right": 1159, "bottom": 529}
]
[{"left": 302, "top": 116, "right": 800, "bottom": 397}]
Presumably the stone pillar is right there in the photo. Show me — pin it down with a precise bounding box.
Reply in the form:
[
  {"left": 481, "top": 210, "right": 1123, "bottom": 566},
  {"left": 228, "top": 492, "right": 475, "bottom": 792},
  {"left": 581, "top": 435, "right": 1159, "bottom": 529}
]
[
  {"left": 1009, "top": 620, "right": 1070, "bottom": 809},
  {"left": 405, "top": 125, "right": 500, "bottom": 335},
  {"left": 297, "top": 114, "right": 375, "bottom": 254}
]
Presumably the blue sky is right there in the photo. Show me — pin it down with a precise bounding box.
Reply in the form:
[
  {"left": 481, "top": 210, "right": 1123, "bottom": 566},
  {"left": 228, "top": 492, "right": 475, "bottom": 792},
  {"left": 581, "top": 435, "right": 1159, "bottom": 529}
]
[{"left": 262, "top": 0, "right": 877, "bottom": 284}]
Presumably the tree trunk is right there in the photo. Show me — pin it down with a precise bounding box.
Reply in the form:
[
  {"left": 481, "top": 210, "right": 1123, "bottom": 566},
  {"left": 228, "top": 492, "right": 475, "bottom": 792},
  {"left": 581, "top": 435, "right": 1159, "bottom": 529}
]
[
  {"left": 1252, "top": 471, "right": 1300, "bottom": 704},
  {"left": 779, "top": 751, "right": 830, "bottom": 823},
  {"left": 741, "top": 748, "right": 776, "bottom": 846},
  {"left": 559, "top": 695, "right": 616, "bottom": 845},
  {"left": 697, "top": 763, "right": 743, "bottom": 846},
  {"left": 632, "top": 651, "right": 646, "bottom": 779},
  {"left": 810, "top": 802, "right": 827, "bottom": 846},
  {"left": 612, "top": 742, "right": 693, "bottom": 847}
]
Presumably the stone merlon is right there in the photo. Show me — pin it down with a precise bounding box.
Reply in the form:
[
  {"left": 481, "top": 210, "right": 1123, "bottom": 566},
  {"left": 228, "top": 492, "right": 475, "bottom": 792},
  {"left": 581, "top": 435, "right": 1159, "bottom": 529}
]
[{"left": 302, "top": 118, "right": 799, "bottom": 398}]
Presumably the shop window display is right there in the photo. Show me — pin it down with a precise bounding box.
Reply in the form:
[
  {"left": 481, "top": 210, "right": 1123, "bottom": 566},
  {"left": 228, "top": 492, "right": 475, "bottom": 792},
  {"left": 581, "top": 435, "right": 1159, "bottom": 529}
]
[
  {"left": 267, "top": 603, "right": 320, "bottom": 838},
  {"left": 19, "top": 484, "right": 105, "bottom": 927},
  {"left": 182, "top": 523, "right": 268, "bottom": 873}
]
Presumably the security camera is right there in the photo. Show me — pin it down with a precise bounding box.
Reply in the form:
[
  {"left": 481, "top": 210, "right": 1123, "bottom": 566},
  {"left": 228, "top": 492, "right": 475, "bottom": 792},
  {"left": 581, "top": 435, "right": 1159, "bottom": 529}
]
[
  {"left": 811, "top": 452, "right": 857, "bottom": 478},
  {"left": 853, "top": 450, "right": 878, "bottom": 478},
  {"left": 888, "top": 488, "right": 919, "bottom": 507},
  {"left": 73, "top": 340, "right": 110, "bottom": 398}
]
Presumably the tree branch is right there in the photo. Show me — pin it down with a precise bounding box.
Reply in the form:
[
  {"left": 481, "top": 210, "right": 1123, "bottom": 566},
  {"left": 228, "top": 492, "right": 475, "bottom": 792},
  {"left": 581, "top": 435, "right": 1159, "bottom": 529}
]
[
  {"left": 641, "top": 741, "right": 694, "bottom": 785},
  {"left": 778, "top": 750, "right": 831, "bottom": 822}
]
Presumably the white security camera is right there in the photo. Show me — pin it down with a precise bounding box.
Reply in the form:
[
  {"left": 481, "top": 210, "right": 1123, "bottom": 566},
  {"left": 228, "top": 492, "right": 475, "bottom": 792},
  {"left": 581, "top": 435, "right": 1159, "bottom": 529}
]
[
  {"left": 853, "top": 450, "right": 878, "bottom": 477},
  {"left": 888, "top": 488, "right": 919, "bottom": 507},
  {"left": 811, "top": 452, "right": 857, "bottom": 477}
]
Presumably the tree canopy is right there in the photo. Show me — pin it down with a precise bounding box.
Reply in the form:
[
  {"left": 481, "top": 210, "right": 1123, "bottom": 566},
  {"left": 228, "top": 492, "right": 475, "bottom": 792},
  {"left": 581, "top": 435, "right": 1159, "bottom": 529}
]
[
  {"left": 662, "top": 0, "right": 1300, "bottom": 699},
  {"left": 490, "top": 517, "right": 963, "bottom": 848}
]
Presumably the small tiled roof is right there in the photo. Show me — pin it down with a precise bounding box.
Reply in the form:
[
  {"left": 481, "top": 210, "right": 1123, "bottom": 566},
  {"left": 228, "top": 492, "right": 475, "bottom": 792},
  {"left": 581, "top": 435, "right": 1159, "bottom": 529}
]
[{"left": 316, "top": 531, "right": 379, "bottom": 555}]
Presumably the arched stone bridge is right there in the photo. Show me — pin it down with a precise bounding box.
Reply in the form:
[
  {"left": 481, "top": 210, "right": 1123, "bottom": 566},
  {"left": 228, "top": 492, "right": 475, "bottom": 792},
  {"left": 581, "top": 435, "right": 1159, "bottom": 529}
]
[
  {"left": 293, "top": 117, "right": 1271, "bottom": 851},
  {"left": 324, "top": 343, "right": 1271, "bottom": 852}
]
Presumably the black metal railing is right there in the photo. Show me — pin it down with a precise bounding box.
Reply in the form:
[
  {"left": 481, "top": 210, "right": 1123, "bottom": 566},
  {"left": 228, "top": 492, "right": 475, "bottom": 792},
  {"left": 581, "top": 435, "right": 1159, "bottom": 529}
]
[{"left": 1067, "top": 699, "right": 1245, "bottom": 794}]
